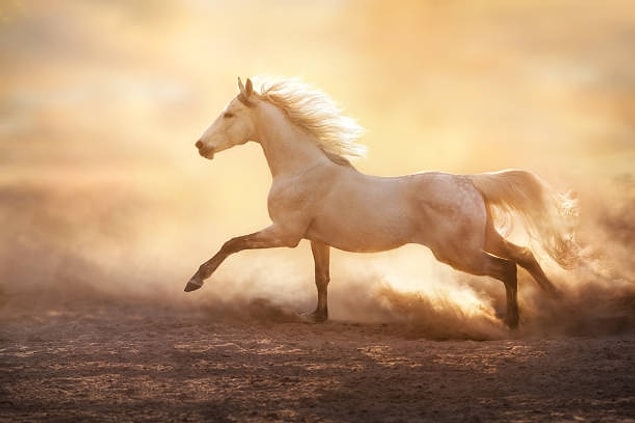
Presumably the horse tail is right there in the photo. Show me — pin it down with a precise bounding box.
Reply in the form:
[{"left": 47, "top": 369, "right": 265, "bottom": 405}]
[{"left": 469, "top": 169, "right": 579, "bottom": 269}]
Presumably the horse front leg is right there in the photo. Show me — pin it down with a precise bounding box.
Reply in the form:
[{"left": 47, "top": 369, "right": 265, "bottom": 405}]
[
  {"left": 184, "top": 225, "right": 300, "bottom": 292},
  {"left": 307, "top": 240, "right": 330, "bottom": 322}
]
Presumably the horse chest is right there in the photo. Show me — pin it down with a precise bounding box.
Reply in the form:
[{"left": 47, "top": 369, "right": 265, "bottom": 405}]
[{"left": 266, "top": 180, "right": 317, "bottom": 223}]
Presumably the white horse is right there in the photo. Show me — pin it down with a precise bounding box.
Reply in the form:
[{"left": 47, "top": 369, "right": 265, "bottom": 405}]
[{"left": 186, "top": 76, "right": 578, "bottom": 328}]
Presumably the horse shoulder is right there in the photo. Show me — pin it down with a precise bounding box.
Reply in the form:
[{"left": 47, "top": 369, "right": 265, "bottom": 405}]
[{"left": 267, "top": 164, "right": 338, "bottom": 228}]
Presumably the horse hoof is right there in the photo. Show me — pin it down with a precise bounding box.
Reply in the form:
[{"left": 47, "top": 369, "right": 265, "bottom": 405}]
[
  {"left": 301, "top": 311, "right": 328, "bottom": 323},
  {"left": 550, "top": 287, "right": 564, "bottom": 300},
  {"left": 184, "top": 279, "right": 203, "bottom": 292},
  {"left": 504, "top": 316, "right": 519, "bottom": 330}
]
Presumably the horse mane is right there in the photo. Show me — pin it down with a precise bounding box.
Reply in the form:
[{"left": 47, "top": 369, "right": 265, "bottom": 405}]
[{"left": 251, "top": 76, "right": 367, "bottom": 164}]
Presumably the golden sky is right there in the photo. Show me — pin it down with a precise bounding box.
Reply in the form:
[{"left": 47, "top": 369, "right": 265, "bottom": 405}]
[{"left": 2, "top": 0, "right": 633, "bottom": 176}]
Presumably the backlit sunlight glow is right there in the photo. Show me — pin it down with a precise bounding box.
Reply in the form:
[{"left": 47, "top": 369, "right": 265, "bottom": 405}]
[{"left": 1, "top": 0, "right": 633, "bottom": 338}]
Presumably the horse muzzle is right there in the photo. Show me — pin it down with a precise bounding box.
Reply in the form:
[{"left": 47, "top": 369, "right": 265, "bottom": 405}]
[{"left": 195, "top": 140, "right": 215, "bottom": 160}]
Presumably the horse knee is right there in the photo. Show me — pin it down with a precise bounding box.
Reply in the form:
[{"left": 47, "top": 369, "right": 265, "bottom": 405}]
[
  {"left": 315, "top": 273, "right": 330, "bottom": 291},
  {"left": 220, "top": 236, "right": 249, "bottom": 255}
]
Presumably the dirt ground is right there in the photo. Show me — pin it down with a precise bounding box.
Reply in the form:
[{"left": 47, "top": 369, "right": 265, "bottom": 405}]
[{"left": 1, "top": 292, "right": 633, "bottom": 423}]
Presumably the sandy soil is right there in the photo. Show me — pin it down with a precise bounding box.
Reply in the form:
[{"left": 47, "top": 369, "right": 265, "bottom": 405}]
[{"left": 1, "top": 293, "right": 633, "bottom": 423}]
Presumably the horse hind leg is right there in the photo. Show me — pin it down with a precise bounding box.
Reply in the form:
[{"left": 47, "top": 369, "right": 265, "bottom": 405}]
[
  {"left": 438, "top": 249, "right": 520, "bottom": 329},
  {"left": 480, "top": 254, "right": 520, "bottom": 329},
  {"left": 506, "top": 243, "right": 561, "bottom": 298},
  {"left": 484, "top": 222, "right": 561, "bottom": 298}
]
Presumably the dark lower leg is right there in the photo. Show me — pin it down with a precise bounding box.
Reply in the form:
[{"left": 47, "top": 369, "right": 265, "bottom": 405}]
[
  {"left": 504, "top": 275, "right": 519, "bottom": 329},
  {"left": 185, "top": 250, "right": 230, "bottom": 292},
  {"left": 312, "top": 279, "right": 329, "bottom": 321},
  {"left": 485, "top": 254, "right": 519, "bottom": 329},
  {"left": 185, "top": 237, "right": 245, "bottom": 291},
  {"left": 309, "top": 241, "right": 330, "bottom": 322}
]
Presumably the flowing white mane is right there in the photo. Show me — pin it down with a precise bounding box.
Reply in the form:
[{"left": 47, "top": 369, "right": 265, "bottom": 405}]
[{"left": 251, "top": 76, "right": 367, "bottom": 162}]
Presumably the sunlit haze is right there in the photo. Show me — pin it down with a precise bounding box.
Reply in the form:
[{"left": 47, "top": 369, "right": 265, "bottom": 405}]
[{"left": 1, "top": 0, "right": 633, "bottom": 337}]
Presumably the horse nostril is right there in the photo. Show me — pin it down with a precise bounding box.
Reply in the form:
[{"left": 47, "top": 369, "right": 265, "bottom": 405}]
[{"left": 195, "top": 140, "right": 203, "bottom": 149}]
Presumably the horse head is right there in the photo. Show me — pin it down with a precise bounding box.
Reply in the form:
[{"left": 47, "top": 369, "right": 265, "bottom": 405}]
[{"left": 195, "top": 77, "right": 257, "bottom": 160}]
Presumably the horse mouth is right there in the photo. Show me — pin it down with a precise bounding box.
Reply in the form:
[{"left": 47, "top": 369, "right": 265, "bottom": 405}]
[{"left": 197, "top": 147, "right": 215, "bottom": 160}]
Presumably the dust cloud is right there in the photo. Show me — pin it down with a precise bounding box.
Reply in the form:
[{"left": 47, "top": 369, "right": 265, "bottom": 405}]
[{"left": 1, "top": 0, "right": 633, "bottom": 339}]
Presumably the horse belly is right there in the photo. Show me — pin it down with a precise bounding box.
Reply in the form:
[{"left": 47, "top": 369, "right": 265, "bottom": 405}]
[
  {"left": 307, "top": 218, "right": 410, "bottom": 253},
  {"left": 305, "top": 185, "right": 417, "bottom": 253}
]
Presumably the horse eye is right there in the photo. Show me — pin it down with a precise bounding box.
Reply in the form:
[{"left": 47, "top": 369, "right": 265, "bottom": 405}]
[{"left": 223, "top": 112, "right": 235, "bottom": 119}]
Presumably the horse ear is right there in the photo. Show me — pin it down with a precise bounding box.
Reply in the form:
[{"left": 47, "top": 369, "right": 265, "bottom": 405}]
[{"left": 237, "top": 77, "right": 255, "bottom": 106}]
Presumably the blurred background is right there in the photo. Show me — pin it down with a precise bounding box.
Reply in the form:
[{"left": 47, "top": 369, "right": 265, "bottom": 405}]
[{"left": 1, "top": 0, "right": 633, "bottom": 334}]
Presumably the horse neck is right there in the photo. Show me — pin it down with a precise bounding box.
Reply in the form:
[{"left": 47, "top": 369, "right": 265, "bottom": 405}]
[{"left": 254, "top": 102, "right": 330, "bottom": 179}]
